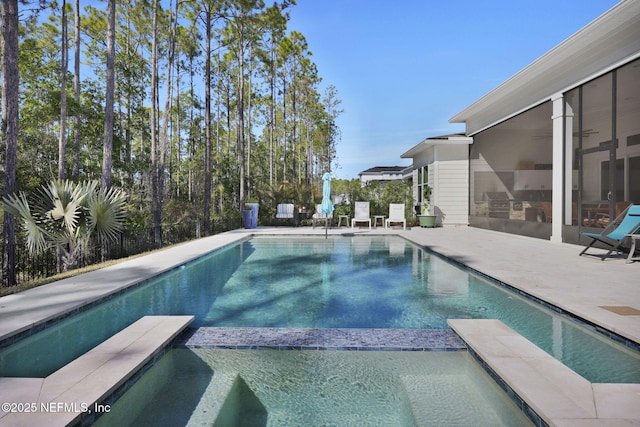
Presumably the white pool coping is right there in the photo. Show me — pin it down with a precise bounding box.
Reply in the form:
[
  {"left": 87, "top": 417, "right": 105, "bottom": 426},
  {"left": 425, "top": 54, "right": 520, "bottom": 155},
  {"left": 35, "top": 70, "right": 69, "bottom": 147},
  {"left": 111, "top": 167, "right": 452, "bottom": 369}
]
[
  {"left": 449, "top": 319, "right": 640, "bottom": 426},
  {"left": 0, "top": 225, "right": 638, "bottom": 425},
  {"left": 0, "top": 315, "right": 193, "bottom": 426}
]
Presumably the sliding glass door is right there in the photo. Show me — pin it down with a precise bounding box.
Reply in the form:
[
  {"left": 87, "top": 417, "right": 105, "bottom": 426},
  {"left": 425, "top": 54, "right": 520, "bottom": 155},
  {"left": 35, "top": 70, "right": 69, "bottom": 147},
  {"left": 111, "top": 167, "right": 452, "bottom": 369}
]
[{"left": 566, "top": 59, "right": 640, "bottom": 239}]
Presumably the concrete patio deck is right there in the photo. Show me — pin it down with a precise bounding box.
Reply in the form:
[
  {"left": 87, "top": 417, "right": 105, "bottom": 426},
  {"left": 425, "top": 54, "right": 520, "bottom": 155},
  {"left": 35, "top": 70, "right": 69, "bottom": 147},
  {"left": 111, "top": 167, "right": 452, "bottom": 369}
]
[{"left": 0, "top": 224, "right": 638, "bottom": 426}]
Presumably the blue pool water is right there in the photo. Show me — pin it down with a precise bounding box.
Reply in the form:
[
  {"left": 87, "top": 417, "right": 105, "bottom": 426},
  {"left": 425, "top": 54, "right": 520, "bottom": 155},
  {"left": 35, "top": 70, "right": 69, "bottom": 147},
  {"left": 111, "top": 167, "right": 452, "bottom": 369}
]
[
  {"left": 93, "top": 349, "right": 533, "bottom": 426},
  {"left": 1, "top": 235, "right": 639, "bottom": 383}
]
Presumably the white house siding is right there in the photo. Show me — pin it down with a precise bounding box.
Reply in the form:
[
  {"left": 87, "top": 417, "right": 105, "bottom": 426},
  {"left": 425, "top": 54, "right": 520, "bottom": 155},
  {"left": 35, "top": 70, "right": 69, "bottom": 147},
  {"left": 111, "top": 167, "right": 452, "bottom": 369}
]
[
  {"left": 403, "top": 135, "right": 472, "bottom": 226},
  {"left": 432, "top": 157, "right": 469, "bottom": 226}
]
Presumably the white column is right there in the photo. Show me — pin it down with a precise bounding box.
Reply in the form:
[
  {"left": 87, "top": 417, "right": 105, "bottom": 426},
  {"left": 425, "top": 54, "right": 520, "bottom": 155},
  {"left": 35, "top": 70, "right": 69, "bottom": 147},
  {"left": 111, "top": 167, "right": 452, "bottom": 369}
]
[
  {"left": 551, "top": 93, "right": 565, "bottom": 243},
  {"left": 564, "top": 102, "right": 575, "bottom": 227}
]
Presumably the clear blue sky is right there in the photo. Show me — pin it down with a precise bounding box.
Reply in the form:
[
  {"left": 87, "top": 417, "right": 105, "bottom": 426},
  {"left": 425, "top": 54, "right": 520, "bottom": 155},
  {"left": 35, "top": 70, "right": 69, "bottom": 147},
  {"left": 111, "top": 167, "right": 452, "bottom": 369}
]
[{"left": 286, "top": 0, "right": 621, "bottom": 179}]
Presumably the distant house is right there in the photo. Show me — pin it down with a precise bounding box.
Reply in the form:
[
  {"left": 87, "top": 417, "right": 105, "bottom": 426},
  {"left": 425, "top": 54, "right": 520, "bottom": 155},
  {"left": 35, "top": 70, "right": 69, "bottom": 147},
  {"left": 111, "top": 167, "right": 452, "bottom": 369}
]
[{"left": 358, "top": 166, "right": 412, "bottom": 186}]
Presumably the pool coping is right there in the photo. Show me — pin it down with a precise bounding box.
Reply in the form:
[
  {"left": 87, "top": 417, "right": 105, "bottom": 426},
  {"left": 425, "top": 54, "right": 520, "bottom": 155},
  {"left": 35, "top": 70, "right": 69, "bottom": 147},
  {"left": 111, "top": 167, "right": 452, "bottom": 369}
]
[
  {"left": 449, "top": 318, "right": 640, "bottom": 427},
  {"left": 0, "top": 315, "right": 193, "bottom": 427}
]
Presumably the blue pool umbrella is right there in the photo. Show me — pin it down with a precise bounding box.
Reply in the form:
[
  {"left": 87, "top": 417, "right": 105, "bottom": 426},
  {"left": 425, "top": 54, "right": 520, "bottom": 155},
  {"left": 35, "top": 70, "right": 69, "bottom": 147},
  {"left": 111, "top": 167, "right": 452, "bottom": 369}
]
[{"left": 320, "top": 172, "right": 334, "bottom": 237}]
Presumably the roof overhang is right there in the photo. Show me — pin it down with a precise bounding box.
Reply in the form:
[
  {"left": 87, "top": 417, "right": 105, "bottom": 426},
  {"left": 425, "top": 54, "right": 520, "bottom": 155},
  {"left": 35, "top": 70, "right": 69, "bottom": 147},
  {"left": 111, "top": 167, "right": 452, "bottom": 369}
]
[
  {"left": 449, "top": 1, "right": 640, "bottom": 135},
  {"left": 401, "top": 133, "right": 473, "bottom": 158},
  {"left": 357, "top": 166, "right": 413, "bottom": 177}
]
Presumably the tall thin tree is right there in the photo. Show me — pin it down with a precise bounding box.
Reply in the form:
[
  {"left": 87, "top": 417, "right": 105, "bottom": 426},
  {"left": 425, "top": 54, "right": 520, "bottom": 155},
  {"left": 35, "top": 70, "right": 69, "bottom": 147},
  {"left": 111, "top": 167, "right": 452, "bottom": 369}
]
[
  {"left": 1, "top": 0, "right": 19, "bottom": 287},
  {"left": 158, "top": 0, "right": 180, "bottom": 240},
  {"left": 58, "top": 0, "right": 69, "bottom": 180},
  {"left": 101, "top": 0, "right": 116, "bottom": 190},
  {"left": 72, "top": 0, "right": 81, "bottom": 178},
  {"left": 199, "top": 3, "right": 215, "bottom": 235},
  {"left": 150, "top": 0, "right": 161, "bottom": 245}
]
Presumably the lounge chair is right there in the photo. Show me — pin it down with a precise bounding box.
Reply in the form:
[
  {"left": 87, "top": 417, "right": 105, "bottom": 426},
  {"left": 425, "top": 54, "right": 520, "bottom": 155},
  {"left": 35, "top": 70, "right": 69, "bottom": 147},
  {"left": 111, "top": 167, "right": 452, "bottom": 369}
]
[
  {"left": 579, "top": 204, "right": 640, "bottom": 260},
  {"left": 276, "top": 203, "right": 295, "bottom": 224},
  {"left": 385, "top": 203, "right": 406, "bottom": 230},
  {"left": 312, "top": 204, "right": 333, "bottom": 228},
  {"left": 351, "top": 201, "right": 371, "bottom": 229}
]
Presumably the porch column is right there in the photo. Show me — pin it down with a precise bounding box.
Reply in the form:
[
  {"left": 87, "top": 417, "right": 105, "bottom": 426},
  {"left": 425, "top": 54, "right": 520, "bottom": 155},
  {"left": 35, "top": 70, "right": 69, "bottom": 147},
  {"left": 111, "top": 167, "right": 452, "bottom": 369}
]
[
  {"left": 551, "top": 93, "right": 565, "bottom": 243},
  {"left": 564, "top": 101, "right": 575, "bottom": 230}
]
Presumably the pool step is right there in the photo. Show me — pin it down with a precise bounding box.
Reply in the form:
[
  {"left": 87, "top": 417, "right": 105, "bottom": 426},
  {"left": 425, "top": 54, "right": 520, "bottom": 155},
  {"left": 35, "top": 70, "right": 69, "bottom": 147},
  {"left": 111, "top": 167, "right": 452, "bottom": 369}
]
[
  {"left": 448, "top": 319, "right": 640, "bottom": 426},
  {"left": 0, "top": 315, "right": 193, "bottom": 427}
]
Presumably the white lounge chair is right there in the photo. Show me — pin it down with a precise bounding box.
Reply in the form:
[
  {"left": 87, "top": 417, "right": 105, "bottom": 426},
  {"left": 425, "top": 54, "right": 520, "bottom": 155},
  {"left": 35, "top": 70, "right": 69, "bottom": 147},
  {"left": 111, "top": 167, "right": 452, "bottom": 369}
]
[
  {"left": 276, "top": 203, "right": 295, "bottom": 225},
  {"left": 385, "top": 203, "right": 406, "bottom": 230},
  {"left": 351, "top": 201, "right": 371, "bottom": 229},
  {"left": 276, "top": 203, "right": 295, "bottom": 219},
  {"left": 312, "top": 204, "right": 333, "bottom": 228}
]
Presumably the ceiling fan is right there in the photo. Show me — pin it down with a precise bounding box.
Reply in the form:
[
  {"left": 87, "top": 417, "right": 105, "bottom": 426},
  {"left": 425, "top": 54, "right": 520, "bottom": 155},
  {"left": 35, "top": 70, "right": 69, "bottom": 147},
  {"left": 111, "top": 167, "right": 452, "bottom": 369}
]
[{"left": 533, "top": 129, "right": 599, "bottom": 140}]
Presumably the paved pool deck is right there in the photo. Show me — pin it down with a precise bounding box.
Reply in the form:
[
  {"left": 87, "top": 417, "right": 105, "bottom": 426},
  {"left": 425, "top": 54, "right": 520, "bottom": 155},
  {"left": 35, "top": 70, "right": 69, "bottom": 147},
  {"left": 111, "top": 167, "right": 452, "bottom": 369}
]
[{"left": 0, "top": 224, "right": 638, "bottom": 426}]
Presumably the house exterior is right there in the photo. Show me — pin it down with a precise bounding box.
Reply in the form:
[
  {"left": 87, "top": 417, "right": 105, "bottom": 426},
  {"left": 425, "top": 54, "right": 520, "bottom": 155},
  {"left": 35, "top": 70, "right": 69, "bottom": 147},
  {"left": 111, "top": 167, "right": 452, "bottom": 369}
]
[
  {"left": 401, "top": 134, "right": 472, "bottom": 226},
  {"left": 448, "top": 0, "right": 640, "bottom": 244},
  {"left": 358, "top": 166, "right": 412, "bottom": 186}
]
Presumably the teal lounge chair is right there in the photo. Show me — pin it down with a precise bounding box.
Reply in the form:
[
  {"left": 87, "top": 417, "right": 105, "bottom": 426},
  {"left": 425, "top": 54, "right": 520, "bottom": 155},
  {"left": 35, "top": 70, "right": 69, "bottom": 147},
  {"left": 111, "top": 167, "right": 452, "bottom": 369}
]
[{"left": 579, "top": 204, "right": 640, "bottom": 260}]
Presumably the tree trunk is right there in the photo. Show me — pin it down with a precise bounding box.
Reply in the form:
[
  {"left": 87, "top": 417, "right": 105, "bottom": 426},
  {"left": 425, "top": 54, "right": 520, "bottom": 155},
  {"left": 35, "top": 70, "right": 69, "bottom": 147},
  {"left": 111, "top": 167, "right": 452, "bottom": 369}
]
[
  {"left": 216, "top": 42, "right": 223, "bottom": 215},
  {"left": 281, "top": 73, "right": 287, "bottom": 182},
  {"left": 157, "top": 0, "right": 178, "bottom": 240},
  {"left": 237, "top": 31, "right": 246, "bottom": 209},
  {"left": 72, "top": 0, "right": 81, "bottom": 179},
  {"left": 101, "top": 0, "right": 116, "bottom": 190},
  {"left": 1, "top": 0, "right": 19, "bottom": 287},
  {"left": 269, "top": 45, "right": 275, "bottom": 187},
  {"left": 245, "top": 48, "right": 252, "bottom": 201},
  {"left": 58, "top": 0, "right": 68, "bottom": 180},
  {"left": 203, "top": 9, "right": 212, "bottom": 235},
  {"left": 150, "top": 0, "right": 161, "bottom": 246}
]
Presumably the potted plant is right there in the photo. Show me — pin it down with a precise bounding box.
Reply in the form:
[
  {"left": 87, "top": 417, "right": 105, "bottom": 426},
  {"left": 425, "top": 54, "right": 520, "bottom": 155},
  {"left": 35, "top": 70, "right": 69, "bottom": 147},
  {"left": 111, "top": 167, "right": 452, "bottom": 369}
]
[
  {"left": 421, "top": 185, "right": 432, "bottom": 215},
  {"left": 421, "top": 199, "right": 431, "bottom": 216},
  {"left": 418, "top": 185, "right": 436, "bottom": 227}
]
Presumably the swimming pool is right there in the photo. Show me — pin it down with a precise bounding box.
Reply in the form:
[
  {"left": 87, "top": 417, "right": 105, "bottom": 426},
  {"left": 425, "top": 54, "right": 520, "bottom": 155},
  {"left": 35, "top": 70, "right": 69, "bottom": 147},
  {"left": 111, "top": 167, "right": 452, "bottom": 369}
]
[
  {"left": 93, "top": 349, "right": 533, "bottom": 426},
  {"left": 1, "top": 236, "right": 639, "bottom": 384}
]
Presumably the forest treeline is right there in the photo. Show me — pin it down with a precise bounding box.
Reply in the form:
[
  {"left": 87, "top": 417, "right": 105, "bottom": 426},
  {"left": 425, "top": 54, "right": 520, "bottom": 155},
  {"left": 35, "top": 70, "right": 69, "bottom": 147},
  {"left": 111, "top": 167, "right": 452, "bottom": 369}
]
[{"left": 1, "top": 0, "right": 343, "bottom": 284}]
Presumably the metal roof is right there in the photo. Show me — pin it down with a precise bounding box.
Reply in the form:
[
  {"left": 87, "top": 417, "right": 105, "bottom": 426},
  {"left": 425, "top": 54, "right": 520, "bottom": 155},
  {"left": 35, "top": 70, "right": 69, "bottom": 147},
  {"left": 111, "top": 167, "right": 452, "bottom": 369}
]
[
  {"left": 359, "top": 165, "right": 411, "bottom": 174},
  {"left": 400, "top": 133, "right": 472, "bottom": 158}
]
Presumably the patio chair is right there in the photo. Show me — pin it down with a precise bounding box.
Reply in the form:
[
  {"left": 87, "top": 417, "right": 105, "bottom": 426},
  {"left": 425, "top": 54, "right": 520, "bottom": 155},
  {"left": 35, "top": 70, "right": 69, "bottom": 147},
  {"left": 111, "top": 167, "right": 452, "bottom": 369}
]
[
  {"left": 579, "top": 204, "right": 640, "bottom": 260},
  {"left": 591, "top": 201, "right": 632, "bottom": 228},
  {"left": 351, "top": 201, "right": 371, "bottom": 229},
  {"left": 312, "top": 204, "right": 333, "bottom": 228},
  {"left": 276, "top": 203, "right": 295, "bottom": 224},
  {"left": 385, "top": 203, "right": 406, "bottom": 230}
]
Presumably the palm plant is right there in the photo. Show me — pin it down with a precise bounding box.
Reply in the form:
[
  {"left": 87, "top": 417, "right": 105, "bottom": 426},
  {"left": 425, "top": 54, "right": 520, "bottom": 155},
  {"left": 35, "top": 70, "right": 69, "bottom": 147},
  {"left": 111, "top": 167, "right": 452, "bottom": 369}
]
[{"left": 1, "top": 180, "right": 128, "bottom": 271}]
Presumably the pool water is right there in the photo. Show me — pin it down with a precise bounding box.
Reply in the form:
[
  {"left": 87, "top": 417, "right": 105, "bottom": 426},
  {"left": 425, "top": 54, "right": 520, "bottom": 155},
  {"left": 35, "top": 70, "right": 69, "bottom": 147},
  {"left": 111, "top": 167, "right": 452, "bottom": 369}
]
[
  {"left": 93, "top": 349, "right": 533, "bottom": 427},
  {"left": 1, "top": 236, "right": 639, "bottom": 384}
]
